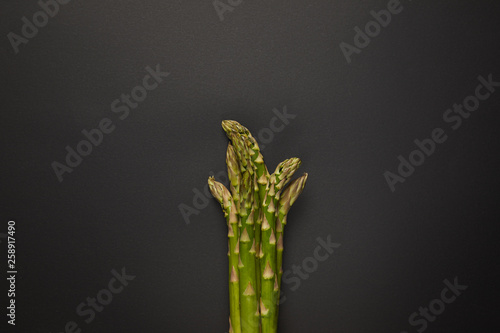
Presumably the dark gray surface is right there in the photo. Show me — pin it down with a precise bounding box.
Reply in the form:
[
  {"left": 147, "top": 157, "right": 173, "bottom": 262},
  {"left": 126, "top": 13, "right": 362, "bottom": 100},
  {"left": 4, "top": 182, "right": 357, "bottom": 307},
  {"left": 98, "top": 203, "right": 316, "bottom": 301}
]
[{"left": 1, "top": 0, "right": 500, "bottom": 332}]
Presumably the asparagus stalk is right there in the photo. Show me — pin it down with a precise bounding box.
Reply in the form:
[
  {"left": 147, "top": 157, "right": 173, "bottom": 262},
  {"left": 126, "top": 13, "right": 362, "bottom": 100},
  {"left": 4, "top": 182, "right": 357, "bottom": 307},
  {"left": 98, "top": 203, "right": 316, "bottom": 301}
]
[
  {"left": 244, "top": 135, "right": 267, "bottom": 309},
  {"left": 208, "top": 177, "right": 242, "bottom": 333},
  {"left": 268, "top": 158, "right": 303, "bottom": 328},
  {"left": 224, "top": 122, "right": 261, "bottom": 332},
  {"left": 259, "top": 175, "right": 278, "bottom": 333},
  {"left": 276, "top": 173, "right": 308, "bottom": 289},
  {"left": 271, "top": 158, "right": 302, "bottom": 275},
  {"left": 226, "top": 144, "right": 241, "bottom": 215},
  {"left": 272, "top": 174, "right": 308, "bottom": 329},
  {"left": 238, "top": 202, "right": 260, "bottom": 332},
  {"left": 232, "top": 144, "right": 260, "bottom": 332}
]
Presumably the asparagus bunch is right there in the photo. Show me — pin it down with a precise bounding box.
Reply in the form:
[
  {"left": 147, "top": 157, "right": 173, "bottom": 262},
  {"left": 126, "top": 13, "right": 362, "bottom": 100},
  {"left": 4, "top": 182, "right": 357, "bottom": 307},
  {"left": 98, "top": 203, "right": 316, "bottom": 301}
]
[{"left": 208, "top": 120, "right": 308, "bottom": 333}]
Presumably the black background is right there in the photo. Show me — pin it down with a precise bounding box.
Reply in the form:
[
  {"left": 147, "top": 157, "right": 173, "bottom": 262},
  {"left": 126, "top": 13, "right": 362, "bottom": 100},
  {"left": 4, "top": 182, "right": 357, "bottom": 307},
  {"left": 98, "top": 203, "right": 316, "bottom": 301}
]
[{"left": 1, "top": 0, "right": 500, "bottom": 332}]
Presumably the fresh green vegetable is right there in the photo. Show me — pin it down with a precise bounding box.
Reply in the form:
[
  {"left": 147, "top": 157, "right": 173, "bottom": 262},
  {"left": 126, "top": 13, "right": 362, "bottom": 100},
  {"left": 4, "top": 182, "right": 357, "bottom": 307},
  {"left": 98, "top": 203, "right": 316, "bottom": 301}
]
[{"left": 208, "top": 120, "right": 308, "bottom": 333}]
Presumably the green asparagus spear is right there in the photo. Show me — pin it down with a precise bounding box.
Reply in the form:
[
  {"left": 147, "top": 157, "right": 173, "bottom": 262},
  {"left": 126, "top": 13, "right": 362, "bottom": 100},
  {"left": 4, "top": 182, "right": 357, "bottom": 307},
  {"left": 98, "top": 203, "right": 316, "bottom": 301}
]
[
  {"left": 209, "top": 120, "right": 308, "bottom": 333},
  {"left": 223, "top": 122, "right": 261, "bottom": 332},
  {"left": 277, "top": 173, "right": 308, "bottom": 289},
  {"left": 208, "top": 177, "right": 242, "bottom": 333}
]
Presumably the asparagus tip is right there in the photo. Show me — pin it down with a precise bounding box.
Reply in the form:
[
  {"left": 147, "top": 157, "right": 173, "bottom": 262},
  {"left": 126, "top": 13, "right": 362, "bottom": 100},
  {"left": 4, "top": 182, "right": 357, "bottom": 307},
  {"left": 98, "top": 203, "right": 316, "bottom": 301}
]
[
  {"left": 208, "top": 177, "right": 232, "bottom": 207},
  {"left": 222, "top": 120, "right": 250, "bottom": 136}
]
